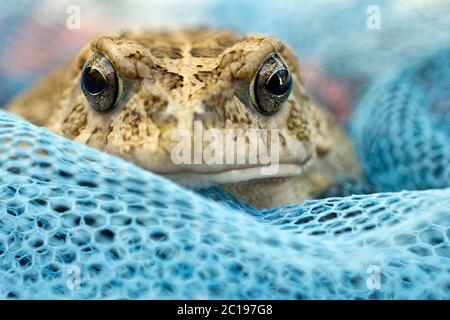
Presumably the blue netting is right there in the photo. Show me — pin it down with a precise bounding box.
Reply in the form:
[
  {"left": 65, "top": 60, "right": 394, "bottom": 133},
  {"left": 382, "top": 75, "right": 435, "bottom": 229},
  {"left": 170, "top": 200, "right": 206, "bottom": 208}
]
[
  {"left": 0, "top": 47, "right": 449, "bottom": 299},
  {"left": 352, "top": 48, "right": 450, "bottom": 191}
]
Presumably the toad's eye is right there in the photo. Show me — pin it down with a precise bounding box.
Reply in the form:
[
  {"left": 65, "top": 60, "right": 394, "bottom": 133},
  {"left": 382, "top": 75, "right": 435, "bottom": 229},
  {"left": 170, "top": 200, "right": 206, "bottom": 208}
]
[
  {"left": 250, "top": 53, "right": 292, "bottom": 115},
  {"left": 81, "top": 53, "right": 120, "bottom": 112}
]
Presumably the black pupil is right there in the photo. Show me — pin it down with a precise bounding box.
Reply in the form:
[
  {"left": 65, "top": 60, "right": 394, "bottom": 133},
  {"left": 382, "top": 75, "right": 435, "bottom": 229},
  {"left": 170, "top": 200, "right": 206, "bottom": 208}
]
[
  {"left": 265, "top": 69, "right": 292, "bottom": 96},
  {"left": 82, "top": 67, "right": 106, "bottom": 94}
]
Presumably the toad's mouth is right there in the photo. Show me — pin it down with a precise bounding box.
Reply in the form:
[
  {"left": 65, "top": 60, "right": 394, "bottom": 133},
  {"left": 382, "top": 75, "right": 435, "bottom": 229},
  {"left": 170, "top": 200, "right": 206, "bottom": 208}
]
[{"left": 163, "top": 158, "right": 313, "bottom": 189}]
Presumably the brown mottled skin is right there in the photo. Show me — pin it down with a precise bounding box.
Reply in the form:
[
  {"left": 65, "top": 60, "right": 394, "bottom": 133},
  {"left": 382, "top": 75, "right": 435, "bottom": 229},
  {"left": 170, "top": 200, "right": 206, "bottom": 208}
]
[{"left": 6, "top": 29, "right": 361, "bottom": 208}]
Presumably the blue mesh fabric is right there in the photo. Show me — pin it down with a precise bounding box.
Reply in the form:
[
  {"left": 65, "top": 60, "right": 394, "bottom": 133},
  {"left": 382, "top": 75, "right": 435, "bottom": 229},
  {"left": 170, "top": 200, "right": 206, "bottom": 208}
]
[
  {"left": 352, "top": 48, "right": 450, "bottom": 191},
  {"left": 0, "top": 48, "right": 449, "bottom": 299}
]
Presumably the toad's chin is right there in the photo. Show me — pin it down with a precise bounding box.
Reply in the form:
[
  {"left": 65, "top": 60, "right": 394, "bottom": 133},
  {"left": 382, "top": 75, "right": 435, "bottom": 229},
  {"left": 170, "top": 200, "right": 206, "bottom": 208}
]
[{"left": 163, "top": 161, "right": 311, "bottom": 189}]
